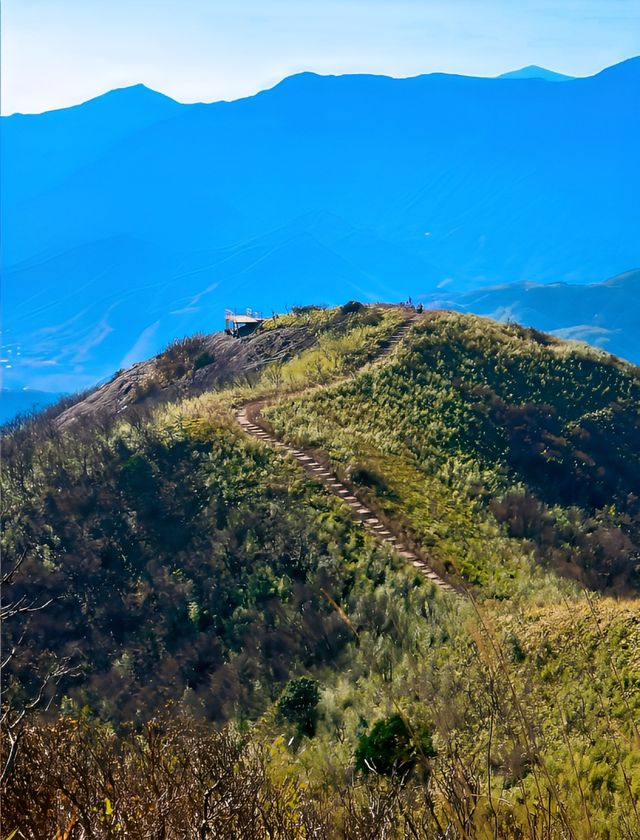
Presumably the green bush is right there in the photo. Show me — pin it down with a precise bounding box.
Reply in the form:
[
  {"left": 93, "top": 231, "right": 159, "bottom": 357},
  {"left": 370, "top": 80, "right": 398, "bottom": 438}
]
[
  {"left": 119, "top": 454, "right": 155, "bottom": 495},
  {"left": 349, "top": 462, "right": 391, "bottom": 495},
  {"left": 193, "top": 350, "right": 214, "bottom": 372},
  {"left": 504, "top": 631, "right": 526, "bottom": 663},
  {"left": 354, "top": 714, "right": 436, "bottom": 777},
  {"left": 276, "top": 677, "right": 321, "bottom": 737}
]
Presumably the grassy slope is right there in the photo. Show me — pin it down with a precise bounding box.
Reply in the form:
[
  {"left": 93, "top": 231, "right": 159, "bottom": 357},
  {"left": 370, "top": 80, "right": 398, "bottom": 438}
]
[
  {"left": 1, "top": 307, "right": 407, "bottom": 720},
  {"left": 3, "top": 305, "right": 640, "bottom": 837},
  {"left": 258, "top": 309, "right": 640, "bottom": 834},
  {"left": 265, "top": 311, "right": 640, "bottom": 596}
]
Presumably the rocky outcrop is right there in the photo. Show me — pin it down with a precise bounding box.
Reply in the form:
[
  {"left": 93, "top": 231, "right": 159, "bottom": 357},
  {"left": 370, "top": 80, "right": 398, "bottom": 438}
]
[{"left": 56, "top": 324, "right": 317, "bottom": 429}]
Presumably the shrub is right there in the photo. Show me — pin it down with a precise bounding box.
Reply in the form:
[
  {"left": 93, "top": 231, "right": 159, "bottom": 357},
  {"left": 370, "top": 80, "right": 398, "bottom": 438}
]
[
  {"left": 291, "top": 305, "right": 325, "bottom": 315},
  {"left": 276, "top": 677, "right": 320, "bottom": 737},
  {"left": 354, "top": 715, "right": 436, "bottom": 777},
  {"left": 119, "top": 454, "right": 155, "bottom": 495},
  {"left": 340, "top": 301, "right": 364, "bottom": 315},
  {"left": 193, "top": 350, "right": 214, "bottom": 372},
  {"left": 155, "top": 334, "right": 207, "bottom": 383},
  {"left": 504, "top": 632, "right": 526, "bottom": 663},
  {"left": 348, "top": 462, "right": 391, "bottom": 495}
]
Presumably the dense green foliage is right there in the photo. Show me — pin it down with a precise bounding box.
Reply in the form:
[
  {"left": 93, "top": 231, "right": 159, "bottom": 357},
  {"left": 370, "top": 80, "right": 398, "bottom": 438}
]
[
  {"left": 354, "top": 714, "right": 436, "bottom": 777},
  {"left": 276, "top": 676, "right": 321, "bottom": 737},
  {"left": 2, "top": 306, "right": 639, "bottom": 838},
  {"left": 266, "top": 312, "right": 640, "bottom": 595},
  {"left": 1, "top": 412, "right": 383, "bottom": 722}
]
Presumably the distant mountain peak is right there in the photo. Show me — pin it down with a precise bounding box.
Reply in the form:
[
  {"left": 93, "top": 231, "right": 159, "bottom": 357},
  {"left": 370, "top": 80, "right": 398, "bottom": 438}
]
[
  {"left": 83, "top": 83, "right": 179, "bottom": 108},
  {"left": 4, "top": 56, "right": 638, "bottom": 394},
  {"left": 4, "top": 83, "right": 180, "bottom": 119},
  {"left": 498, "top": 65, "right": 574, "bottom": 82}
]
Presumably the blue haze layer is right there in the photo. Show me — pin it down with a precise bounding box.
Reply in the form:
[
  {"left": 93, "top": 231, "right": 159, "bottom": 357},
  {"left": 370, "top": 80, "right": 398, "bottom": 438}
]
[{"left": 1, "top": 59, "right": 639, "bottom": 399}]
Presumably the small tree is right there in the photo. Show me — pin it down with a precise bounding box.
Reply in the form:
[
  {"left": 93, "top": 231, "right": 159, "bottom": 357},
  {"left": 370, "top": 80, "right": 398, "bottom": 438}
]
[
  {"left": 276, "top": 677, "right": 320, "bottom": 737},
  {"left": 355, "top": 715, "right": 436, "bottom": 777}
]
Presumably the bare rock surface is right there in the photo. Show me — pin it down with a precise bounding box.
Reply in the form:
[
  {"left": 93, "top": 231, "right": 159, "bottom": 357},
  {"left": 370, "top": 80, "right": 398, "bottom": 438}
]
[{"left": 56, "top": 325, "right": 317, "bottom": 429}]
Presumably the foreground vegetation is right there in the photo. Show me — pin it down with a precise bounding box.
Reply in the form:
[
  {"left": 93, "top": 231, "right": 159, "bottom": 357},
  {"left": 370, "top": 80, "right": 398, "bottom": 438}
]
[{"left": 2, "top": 305, "right": 639, "bottom": 837}]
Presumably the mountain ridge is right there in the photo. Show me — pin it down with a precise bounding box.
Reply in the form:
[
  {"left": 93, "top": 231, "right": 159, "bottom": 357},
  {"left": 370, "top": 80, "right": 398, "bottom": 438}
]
[
  {"left": 5, "top": 56, "right": 637, "bottom": 117},
  {"left": 3, "top": 56, "right": 638, "bottom": 398}
]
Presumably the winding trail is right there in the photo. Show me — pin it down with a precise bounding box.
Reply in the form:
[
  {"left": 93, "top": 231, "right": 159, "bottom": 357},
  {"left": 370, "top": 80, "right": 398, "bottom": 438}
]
[{"left": 235, "top": 316, "right": 459, "bottom": 597}]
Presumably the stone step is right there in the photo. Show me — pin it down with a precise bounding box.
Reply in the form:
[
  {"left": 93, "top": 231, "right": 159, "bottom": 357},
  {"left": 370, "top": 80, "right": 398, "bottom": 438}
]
[{"left": 235, "top": 373, "right": 459, "bottom": 598}]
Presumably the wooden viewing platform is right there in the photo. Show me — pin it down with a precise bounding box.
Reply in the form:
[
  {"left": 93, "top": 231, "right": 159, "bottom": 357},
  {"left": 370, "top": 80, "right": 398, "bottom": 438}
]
[{"left": 224, "top": 308, "right": 264, "bottom": 337}]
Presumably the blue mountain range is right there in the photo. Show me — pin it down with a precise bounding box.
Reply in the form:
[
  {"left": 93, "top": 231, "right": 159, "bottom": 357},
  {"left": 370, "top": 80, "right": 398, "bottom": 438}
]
[{"left": 2, "top": 58, "right": 638, "bottom": 401}]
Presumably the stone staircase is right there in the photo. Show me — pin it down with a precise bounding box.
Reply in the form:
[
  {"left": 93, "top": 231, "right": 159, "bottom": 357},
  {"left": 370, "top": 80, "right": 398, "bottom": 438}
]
[{"left": 235, "top": 317, "right": 459, "bottom": 597}]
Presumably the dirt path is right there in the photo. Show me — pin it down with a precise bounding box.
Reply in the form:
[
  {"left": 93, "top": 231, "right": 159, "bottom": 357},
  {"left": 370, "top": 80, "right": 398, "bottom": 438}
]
[{"left": 235, "top": 317, "right": 459, "bottom": 597}]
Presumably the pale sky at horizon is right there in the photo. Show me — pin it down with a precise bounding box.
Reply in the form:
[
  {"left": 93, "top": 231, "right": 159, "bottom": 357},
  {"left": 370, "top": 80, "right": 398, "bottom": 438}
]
[{"left": 2, "top": 0, "right": 639, "bottom": 115}]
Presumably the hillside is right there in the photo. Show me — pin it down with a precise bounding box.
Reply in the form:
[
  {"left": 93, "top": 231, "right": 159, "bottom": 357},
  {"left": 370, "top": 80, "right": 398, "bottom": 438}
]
[
  {"left": 2, "top": 58, "right": 639, "bottom": 395},
  {"left": 265, "top": 309, "right": 640, "bottom": 594},
  {"left": 424, "top": 268, "right": 640, "bottom": 365},
  {"left": 2, "top": 305, "right": 639, "bottom": 837}
]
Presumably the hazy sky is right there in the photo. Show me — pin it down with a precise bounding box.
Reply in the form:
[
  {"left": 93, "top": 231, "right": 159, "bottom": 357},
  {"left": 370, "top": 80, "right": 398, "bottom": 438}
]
[{"left": 3, "top": 0, "right": 639, "bottom": 114}]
